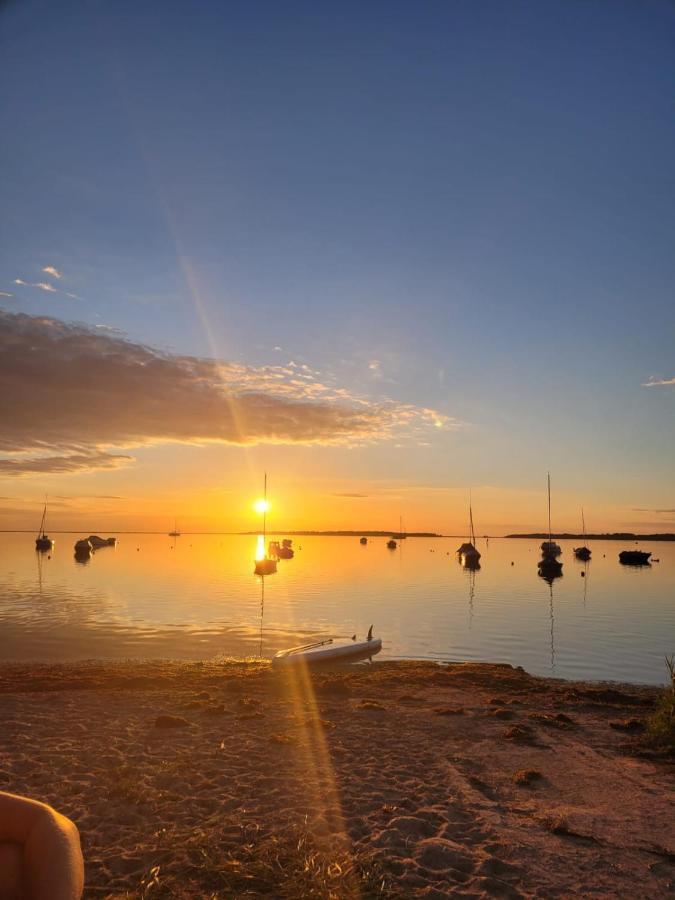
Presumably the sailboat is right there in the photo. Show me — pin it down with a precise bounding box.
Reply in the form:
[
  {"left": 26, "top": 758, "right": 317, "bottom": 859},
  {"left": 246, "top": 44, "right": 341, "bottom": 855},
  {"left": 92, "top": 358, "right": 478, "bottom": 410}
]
[
  {"left": 35, "top": 498, "right": 54, "bottom": 551},
  {"left": 457, "top": 497, "right": 481, "bottom": 567},
  {"left": 254, "top": 473, "right": 277, "bottom": 576},
  {"left": 539, "top": 473, "right": 562, "bottom": 576},
  {"left": 540, "top": 474, "right": 561, "bottom": 558},
  {"left": 573, "top": 508, "right": 591, "bottom": 560},
  {"left": 168, "top": 519, "right": 181, "bottom": 537}
]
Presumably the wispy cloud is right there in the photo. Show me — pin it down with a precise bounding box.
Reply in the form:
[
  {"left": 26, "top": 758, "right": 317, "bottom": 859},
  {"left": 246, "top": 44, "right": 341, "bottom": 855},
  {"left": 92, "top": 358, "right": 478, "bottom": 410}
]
[
  {"left": 330, "top": 492, "right": 369, "bottom": 499},
  {"left": 0, "top": 291, "right": 13, "bottom": 298},
  {"left": 642, "top": 376, "right": 675, "bottom": 387},
  {"left": 632, "top": 508, "right": 675, "bottom": 514},
  {"left": 42, "top": 266, "right": 63, "bottom": 279},
  {"left": 0, "top": 451, "right": 132, "bottom": 476},
  {"left": 0, "top": 312, "right": 457, "bottom": 476},
  {"left": 13, "top": 276, "right": 80, "bottom": 300}
]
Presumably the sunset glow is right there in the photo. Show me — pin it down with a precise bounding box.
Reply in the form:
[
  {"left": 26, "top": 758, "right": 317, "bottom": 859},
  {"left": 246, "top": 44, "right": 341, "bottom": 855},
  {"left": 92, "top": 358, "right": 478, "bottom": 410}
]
[{"left": 0, "top": 2, "right": 672, "bottom": 537}]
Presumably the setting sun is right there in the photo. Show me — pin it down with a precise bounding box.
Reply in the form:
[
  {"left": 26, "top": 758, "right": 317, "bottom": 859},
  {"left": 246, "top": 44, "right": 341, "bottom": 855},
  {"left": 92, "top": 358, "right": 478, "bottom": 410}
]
[{"left": 253, "top": 498, "right": 270, "bottom": 515}]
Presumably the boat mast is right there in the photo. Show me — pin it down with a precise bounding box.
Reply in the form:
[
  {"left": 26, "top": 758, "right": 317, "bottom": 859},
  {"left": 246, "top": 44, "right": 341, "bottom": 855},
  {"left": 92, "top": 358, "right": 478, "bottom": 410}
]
[
  {"left": 38, "top": 496, "right": 47, "bottom": 537},
  {"left": 547, "top": 473, "right": 552, "bottom": 544},
  {"left": 469, "top": 501, "right": 476, "bottom": 547},
  {"left": 263, "top": 472, "right": 267, "bottom": 541},
  {"left": 582, "top": 507, "right": 587, "bottom": 549}
]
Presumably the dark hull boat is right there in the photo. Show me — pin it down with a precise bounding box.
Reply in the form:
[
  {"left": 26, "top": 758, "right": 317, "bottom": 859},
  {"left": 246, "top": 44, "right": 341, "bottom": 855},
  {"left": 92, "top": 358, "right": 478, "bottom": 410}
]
[
  {"left": 88, "top": 535, "right": 117, "bottom": 548},
  {"left": 269, "top": 540, "right": 294, "bottom": 560},
  {"left": 74, "top": 538, "right": 93, "bottom": 560},
  {"left": 619, "top": 550, "right": 651, "bottom": 566},
  {"left": 540, "top": 540, "right": 561, "bottom": 558},
  {"left": 359, "top": 537, "right": 368, "bottom": 545},
  {"left": 387, "top": 539, "right": 397, "bottom": 549}
]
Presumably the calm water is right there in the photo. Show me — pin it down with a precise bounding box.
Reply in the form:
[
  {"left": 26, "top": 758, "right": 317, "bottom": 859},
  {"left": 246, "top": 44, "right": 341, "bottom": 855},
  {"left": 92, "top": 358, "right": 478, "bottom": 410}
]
[{"left": 0, "top": 533, "right": 673, "bottom": 684}]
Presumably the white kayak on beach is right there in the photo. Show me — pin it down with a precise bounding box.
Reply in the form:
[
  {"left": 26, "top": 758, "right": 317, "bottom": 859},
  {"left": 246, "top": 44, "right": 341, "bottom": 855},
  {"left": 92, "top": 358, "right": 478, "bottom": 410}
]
[{"left": 272, "top": 627, "right": 382, "bottom": 668}]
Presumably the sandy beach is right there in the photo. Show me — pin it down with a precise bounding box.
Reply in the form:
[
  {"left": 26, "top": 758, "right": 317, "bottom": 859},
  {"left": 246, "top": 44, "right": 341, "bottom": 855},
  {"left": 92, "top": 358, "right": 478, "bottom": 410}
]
[{"left": 1, "top": 660, "right": 673, "bottom": 898}]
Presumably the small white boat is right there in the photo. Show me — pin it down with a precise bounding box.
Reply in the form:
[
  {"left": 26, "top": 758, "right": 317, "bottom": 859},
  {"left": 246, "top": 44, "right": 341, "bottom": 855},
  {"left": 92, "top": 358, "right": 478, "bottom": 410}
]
[{"left": 272, "top": 628, "right": 382, "bottom": 668}]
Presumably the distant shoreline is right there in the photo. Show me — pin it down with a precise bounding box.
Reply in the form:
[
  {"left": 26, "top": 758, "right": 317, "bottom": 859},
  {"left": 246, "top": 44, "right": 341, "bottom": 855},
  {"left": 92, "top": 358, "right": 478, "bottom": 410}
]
[
  {"left": 1, "top": 530, "right": 674, "bottom": 539},
  {"left": 506, "top": 532, "right": 675, "bottom": 541}
]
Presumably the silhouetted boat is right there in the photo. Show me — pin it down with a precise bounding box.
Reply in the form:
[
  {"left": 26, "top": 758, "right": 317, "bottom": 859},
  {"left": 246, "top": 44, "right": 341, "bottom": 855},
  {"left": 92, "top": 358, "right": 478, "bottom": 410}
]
[
  {"left": 168, "top": 519, "right": 181, "bottom": 537},
  {"left": 269, "top": 539, "right": 294, "bottom": 560},
  {"left": 457, "top": 497, "right": 481, "bottom": 566},
  {"left": 359, "top": 537, "right": 368, "bottom": 545},
  {"left": 387, "top": 539, "right": 397, "bottom": 549},
  {"left": 74, "top": 538, "right": 93, "bottom": 557},
  {"left": 619, "top": 550, "right": 651, "bottom": 566},
  {"left": 573, "top": 508, "right": 591, "bottom": 560},
  {"left": 280, "top": 538, "right": 294, "bottom": 558},
  {"left": 35, "top": 498, "right": 54, "bottom": 551},
  {"left": 88, "top": 535, "right": 117, "bottom": 548},
  {"left": 540, "top": 474, "right": 562, "bottom": 560}
]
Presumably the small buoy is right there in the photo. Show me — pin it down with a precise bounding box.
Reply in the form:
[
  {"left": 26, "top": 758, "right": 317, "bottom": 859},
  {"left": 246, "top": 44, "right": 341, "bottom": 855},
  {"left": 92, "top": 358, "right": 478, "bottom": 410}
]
[
  {"left": 581, "top": 571, "right": 585, "bottom": 577},
  {"left": 137, "top": 547, "right": 140, "bottom": 551},
  {"left": 511, "top": 561, "right": 514, "bottom": 566}
]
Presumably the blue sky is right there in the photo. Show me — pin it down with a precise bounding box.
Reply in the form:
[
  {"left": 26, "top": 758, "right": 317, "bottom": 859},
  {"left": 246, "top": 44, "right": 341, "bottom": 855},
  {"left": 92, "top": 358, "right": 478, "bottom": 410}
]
[{"left": 1, "top": 0, "right": 674, "bottom": 531}]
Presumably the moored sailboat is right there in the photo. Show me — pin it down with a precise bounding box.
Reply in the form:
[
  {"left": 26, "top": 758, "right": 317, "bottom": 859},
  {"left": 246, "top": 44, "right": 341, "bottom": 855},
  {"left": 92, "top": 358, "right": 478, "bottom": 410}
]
[
  {"left": 573, "top": 508, "right": 591, "bottom": 561},
  {"left": 539, "top": 474, "right": 562, "bottom": 576},
  {"left": 35, "top": 498, "right": 54, "bottom": 551},
  {"left": 457, "top": 496, "right": 481, "bottom": 567},
  {"left": 539, "top": 474, "right": 562, "bottom": 559}
]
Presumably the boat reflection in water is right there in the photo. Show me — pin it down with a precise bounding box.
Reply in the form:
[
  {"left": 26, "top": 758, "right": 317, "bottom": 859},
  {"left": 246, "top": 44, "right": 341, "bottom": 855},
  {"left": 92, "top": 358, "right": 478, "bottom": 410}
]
[
  {"left": 460, "top": 552, "right": 481, "bottom": 571},
  {"left": 538, "top": 559, "right": 563, "bottom": 585}
]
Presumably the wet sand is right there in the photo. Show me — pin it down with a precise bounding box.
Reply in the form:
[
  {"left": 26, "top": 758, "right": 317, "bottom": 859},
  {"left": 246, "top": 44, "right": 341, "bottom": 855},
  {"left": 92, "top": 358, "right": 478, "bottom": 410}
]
[{"left": 1, "top": 660, "right": 673, "bottom": 898}]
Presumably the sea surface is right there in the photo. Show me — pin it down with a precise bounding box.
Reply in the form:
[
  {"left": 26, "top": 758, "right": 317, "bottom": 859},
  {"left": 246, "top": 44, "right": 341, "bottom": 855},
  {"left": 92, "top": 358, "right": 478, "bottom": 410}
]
[{"left": 0, "top": 532, "right": 673, "bottom": 684}]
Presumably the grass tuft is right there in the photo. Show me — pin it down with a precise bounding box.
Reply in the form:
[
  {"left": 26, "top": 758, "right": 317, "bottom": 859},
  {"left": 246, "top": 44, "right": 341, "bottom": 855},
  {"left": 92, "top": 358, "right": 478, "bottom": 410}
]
[
  {"left": 132, "top": 824, "right": 397, "bottom": 898},
  {"left": 645, "top": 656, "right": 675, "bottom": 755}
]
